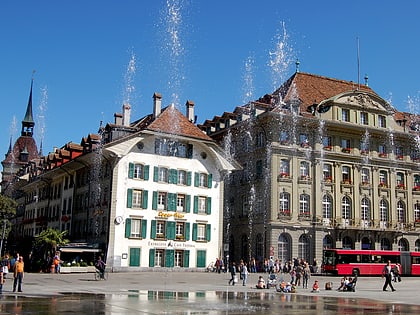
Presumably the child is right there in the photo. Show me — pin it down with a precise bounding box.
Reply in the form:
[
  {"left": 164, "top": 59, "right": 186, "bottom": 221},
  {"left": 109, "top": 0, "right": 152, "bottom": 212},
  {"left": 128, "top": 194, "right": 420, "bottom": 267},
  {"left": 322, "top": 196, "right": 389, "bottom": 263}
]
[{"left": 311, "top": 280, "right": 320, "bottom": 292}]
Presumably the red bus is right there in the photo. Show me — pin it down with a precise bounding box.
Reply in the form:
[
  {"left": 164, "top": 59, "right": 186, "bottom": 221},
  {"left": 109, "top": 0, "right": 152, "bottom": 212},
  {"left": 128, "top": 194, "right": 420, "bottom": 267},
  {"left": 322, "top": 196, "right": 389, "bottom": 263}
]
[{"left": 322, "top": 249, "right": 420, "bottom": 276}]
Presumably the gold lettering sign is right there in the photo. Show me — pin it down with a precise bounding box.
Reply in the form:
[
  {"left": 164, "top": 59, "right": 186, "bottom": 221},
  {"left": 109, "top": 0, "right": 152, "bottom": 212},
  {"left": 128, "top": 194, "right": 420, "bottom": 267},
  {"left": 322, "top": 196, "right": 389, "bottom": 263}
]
[{"left": 158, "top": 211, "right": 185, "bottom": 219}]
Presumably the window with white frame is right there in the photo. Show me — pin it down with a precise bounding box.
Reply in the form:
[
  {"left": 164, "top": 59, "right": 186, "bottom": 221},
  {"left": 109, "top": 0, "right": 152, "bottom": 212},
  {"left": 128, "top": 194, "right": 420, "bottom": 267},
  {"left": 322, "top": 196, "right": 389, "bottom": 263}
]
[
  {"left": 378, "top": 115, "right": 386, "bottom": 128},
  {"left": 175, "top": 222, "right": 185, "bottom": 240},
  {"left": 279, "top": 192, "right": 290, "bottom": 214},
  {"left": 342, "top": 196, "right": 352, "bottom": 220},
  {"left": 299, "top": 194, "right": 310, "bottom": 216},
  {"left": 323, "top": 163, "right": 332, "bottom": 181},
  {"left": 198, "top": 196, "right": 207, "bottom": 214},
  {"left": 156, "top": 220, "right": 166, "bottom": 238},
  {"left": 361, "top": 198, "right": 371, "bottom": 221},
  {"left": 379, "top": 199, "right": 388, "bottom": 222},
  {"left": 397, "top": 200, "right": 406, "bottom": 223},
  {"left": 154, "top": 249, "right": 164, "bottom": 267},
  {"left": 300, "top": 161, "right": 310, "bottom": 178},
  {"left": 396, "top": 172, "right": 405, "bottom": 188},
  {"left": 132, "top": 190, "right": 143, "bottom": 208},
  {"left": 360, "top": 112, "right": 369, "bottom": 125},
  {"left": 379, "top": 170, "right": 388, "bottom": 186},
  {"left": 199, "top": 173, "right": 208, "bottom": 187},
  {"left": 134, "top": 164, "right": 144, "bottom": 179},
  {"left": 414, "top": 202, "right": 420, "bottom": 222},
  {"left": 322, "top": 195, "right": 332, "bottom": 219},
  {"left": 342, "top": 166, "right": 351, "bottom": 183},
  {"left": 178, "top": 170, "right": 187, "bottom": 185},
  {"left": 197, "top": 224, "right": 206, "bottom": 241},
  {"left": 158, "top": 192, "right": 167, "bottom": 210},
  {"left": 361, "top": 168, "right": 370, "bottom": 184},
  {"left": 342, "top": 109, "right": 350, "bottom": 122},
  {"left": 158, "top": 167, "right": 169, "bottom": 182},
  {"left": 280, "top": 159, "right": 290, "bottom": 177},
  {"left": 130, "top": 218, "right": 142, "bottom": 238},
  {"left": 177, "top": 194, "right": 186, "bottom": 212}
]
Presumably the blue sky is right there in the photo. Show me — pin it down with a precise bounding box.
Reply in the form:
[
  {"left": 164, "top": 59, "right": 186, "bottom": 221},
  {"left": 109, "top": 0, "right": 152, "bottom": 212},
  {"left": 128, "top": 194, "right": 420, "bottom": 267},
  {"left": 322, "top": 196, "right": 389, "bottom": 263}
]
[{"left": 1, "top": 0, "right": 420, "bottom": 158}]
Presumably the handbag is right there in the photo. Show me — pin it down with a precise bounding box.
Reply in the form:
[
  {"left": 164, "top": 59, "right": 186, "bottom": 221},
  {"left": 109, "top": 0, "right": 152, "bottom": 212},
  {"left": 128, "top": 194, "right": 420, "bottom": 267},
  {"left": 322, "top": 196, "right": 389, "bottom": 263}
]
[{"left": 2, "top": 265, "right": 8, "bottom": 274}]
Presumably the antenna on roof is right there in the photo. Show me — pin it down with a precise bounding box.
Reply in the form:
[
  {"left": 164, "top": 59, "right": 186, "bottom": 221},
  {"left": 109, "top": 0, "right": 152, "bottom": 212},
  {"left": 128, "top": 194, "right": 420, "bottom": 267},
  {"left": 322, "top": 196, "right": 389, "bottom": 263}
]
[{"left": 357, "top": 37, "right": 360, "bottom": 91}]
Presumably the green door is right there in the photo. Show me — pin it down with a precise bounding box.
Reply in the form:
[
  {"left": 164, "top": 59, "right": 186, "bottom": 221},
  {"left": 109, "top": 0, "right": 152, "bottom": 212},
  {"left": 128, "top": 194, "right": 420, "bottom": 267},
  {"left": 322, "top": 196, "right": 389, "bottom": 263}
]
[{"left": 129, "top": 248, "right": 141, "bottom": 267}]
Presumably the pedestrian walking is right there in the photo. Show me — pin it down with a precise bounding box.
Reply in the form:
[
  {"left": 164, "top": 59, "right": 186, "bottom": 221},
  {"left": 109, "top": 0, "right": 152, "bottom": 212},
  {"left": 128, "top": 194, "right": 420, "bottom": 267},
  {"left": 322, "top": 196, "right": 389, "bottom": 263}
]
[
  {"left": 240, "top": 262, "right": 248, "bottom": 286},
  {"left": 382, "top": 260, "right": 396, "bottom": 292},
  {"left": 228, "top": 262, "right": 237, "bottom": 285}
]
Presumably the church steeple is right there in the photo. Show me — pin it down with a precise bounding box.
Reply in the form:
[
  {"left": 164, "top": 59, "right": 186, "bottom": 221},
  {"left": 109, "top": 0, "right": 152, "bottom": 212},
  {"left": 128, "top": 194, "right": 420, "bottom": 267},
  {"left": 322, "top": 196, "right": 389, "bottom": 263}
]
[{"left": 21, "top": 77, "right": 35, "bottom": 137}]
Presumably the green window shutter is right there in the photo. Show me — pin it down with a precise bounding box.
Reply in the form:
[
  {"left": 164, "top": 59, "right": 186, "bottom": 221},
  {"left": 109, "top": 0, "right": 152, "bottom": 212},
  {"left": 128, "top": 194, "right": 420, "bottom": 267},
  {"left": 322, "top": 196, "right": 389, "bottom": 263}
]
[
  {"left": 128, "top": 163, "right": 134, "bottom": 179},
  {"left": 194, "top": 172, "right": 199, "bottom": 187},
  {"left": 183, "top": 250, "right": 190, "bottom": 267},
  {"left": 187, "top": 172, "right": 192, "bottom": 186},
  {"left": 125, "top": 218, "right": 132, "bottom": 238},
  {"left": 207, "top": 174, "right": 213, "bottom": 188},
  {"left": 153, "top": 166, "right": 158, "bottom": 182},
  {"left": 144, "top": 165, "right": 150, "bottom": 180},
  {"left": 149, "top": 249, "right": 155, "bottom": 267},
  {"left": 127, "top": 189, "right": 133, "bottom": 208},
  {"left": 152, "top": 191, "right": 158, "bottom": 210},
  {"left": 206, "top": 197, "right": 212, "bottom": 215},
  {"left": 141, "top": 219, "right": 147, "bottom": 239},
  {"left": 196, "top": 250, "right": 206, "bottom": 268},
  {"left": 193, "top": 196, "right": 198, "bottom": 214},
  {"left": 185, "top": 195, "right": 191, "bottom": 213},
  {"left": 167, "top": 193, "right": 175, "bottom": 211},
  {"left": 129, "top": 247, "right": 140, "bottom": 267},
  {"left": 167, "top": 221, "right": 176, "bottom": 240},
  {"left": 192, "top": 223, "right": 197, "bottom": 241},
  {"left": 142, "top": 190, "right": 148, "bottom": 209},
  {"left": 169, "top": 169, "right": 178, "bottom": 184},
  {"left": 185, "top": 222, "right": 190, "bottom": 241},
  {"left": 165, "top": 249, "right": 174, "bottom": 267},
  {"left": 151, "top": 220, "right": 157, "bottom": 239},
  {"left": 206, "top": 224, "right": 211, "bottom": 242}
]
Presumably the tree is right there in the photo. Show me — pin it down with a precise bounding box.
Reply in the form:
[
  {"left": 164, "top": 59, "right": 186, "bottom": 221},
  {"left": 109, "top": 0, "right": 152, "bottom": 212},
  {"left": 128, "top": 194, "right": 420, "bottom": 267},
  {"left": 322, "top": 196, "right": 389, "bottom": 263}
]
[
  {"left": 33, "top": 228, "right": 69, "bottom": 258},
  {"left": 0, "top": 194, "right": 17, "bottom": 255}
]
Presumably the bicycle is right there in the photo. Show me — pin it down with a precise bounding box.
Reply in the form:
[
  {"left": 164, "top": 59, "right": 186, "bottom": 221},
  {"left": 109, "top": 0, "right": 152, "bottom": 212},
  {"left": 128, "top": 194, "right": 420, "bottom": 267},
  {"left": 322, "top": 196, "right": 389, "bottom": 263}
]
[{"left": 94, "top": 267, "right": 108, "bottom": 280}]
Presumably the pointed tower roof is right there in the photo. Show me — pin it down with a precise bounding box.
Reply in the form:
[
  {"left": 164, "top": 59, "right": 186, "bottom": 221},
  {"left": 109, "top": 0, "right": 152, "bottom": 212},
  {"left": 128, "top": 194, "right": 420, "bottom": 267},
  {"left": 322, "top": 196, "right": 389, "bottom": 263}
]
[{"left": 21, "top": 77, "right": 35, "bottom": 137}]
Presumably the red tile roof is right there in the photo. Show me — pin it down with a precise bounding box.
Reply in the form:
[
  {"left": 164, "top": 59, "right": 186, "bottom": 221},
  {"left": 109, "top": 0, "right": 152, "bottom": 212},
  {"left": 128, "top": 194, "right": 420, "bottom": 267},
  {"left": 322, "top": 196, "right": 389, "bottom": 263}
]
[{"left": 146, "top": 105, "right": 213, "bottom": 141}]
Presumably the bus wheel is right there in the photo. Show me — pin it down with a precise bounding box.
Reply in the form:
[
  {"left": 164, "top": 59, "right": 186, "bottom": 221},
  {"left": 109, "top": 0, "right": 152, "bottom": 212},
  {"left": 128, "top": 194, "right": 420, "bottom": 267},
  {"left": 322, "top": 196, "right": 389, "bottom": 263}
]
[{"left": 352, "top": 269, "right": 359, "bottom": 277}]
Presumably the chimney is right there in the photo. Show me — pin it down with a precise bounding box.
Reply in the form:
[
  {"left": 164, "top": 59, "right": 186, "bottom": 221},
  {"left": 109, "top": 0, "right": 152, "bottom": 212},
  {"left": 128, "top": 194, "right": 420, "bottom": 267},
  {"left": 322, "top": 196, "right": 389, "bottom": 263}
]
[
  {"left": 153, "top": 92, "right": 162, "bottom": 118},
  {"left": 186, "top": 100, "right": 195, "bottom": 122},
  {"left": 122, "top": 103, "right": 131, "bottom": 127},
  {"left": 114, "top": 112, "right": 123, "bottom": 125}
]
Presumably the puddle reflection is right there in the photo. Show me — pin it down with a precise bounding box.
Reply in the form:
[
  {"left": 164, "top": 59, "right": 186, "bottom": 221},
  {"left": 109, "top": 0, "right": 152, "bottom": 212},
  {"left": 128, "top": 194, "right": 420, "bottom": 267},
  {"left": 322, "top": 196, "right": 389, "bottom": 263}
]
[{"left": 0, "top": 291, "right": 419, "bottom": 314}]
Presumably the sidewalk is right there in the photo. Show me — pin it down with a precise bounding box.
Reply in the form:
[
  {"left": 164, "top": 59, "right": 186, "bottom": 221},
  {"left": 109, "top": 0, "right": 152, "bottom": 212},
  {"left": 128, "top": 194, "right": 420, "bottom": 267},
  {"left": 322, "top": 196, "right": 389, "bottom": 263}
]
[{"left": 2, "top": 271, "right": 419, "bottom": 306}]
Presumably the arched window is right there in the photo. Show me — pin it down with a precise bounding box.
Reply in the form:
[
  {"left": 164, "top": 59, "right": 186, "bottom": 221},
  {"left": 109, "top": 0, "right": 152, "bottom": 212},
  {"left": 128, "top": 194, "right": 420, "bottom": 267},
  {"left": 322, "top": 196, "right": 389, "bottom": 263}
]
[
  {"left": 379, "top": 199, "right": 388, "bottom": 221},
  {"left": 298, "top": 234, "right": 310, "bottom": 262},
  {"left": 278, "top": 233, "right": 291, "bottom": 262},
  {"left": 380, "top": 238, "right": 391, "bottom": 250},
  {"left": 397, "top": 200, "right": 406, "bottom": 223},
  {"left": 398, "top": 238, "right": 409, "bottom": 251},
  {"left": 322, "top": 194, "right": 332, "bottom": 219},
  {"left": 361, "top": 197, "right": 371, "bottom": 227},
  {"left": 415, "top": 239, "right": 420, "bottom": 252},
  {"left": 299, "top": 193, "right": 310, "bottom": 217},
  {"left": 361, "top": 236, "right": 373, "bottom": 250},
  {"left": 342, "top": 196, "right": 352, "bottom": 221},
  {"left": 323, "top": 235, "right": 334, "bottom": 249},
  {"left": 415, "top": 202, "right": 420, "bottom": 223},
  {"left": 342, "top": 236, "right": 353, "bottom": 249}
]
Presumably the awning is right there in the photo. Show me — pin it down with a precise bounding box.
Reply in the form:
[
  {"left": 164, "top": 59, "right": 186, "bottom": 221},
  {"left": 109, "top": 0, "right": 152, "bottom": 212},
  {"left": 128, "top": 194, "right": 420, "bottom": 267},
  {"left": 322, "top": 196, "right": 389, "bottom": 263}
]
[{"left": 59, "top": 247, "right": 102, "bottom": 253}]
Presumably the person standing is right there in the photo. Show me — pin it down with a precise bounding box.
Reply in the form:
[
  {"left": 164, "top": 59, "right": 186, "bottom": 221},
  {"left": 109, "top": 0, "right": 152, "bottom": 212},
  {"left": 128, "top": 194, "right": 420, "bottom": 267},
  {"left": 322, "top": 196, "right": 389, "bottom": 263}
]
[
  {"left": 240, "top": 262, "right": 248, "bottom": 286},
  {"left": 13, "top": 256, "right": 24, "bottom": 293},
  {"left": 382, "top": 260, "right": 396, "bottom": 292}
]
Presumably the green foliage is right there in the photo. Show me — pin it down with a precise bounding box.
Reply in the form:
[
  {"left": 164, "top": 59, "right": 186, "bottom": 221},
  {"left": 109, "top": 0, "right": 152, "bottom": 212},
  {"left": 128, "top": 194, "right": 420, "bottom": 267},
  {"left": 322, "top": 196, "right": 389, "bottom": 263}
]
[
  {"left": 0, "top": 194, "right": 17, "bottom": 238},
  {"left": 33, "top": 228, "right": 70, "bottom": 257}
]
